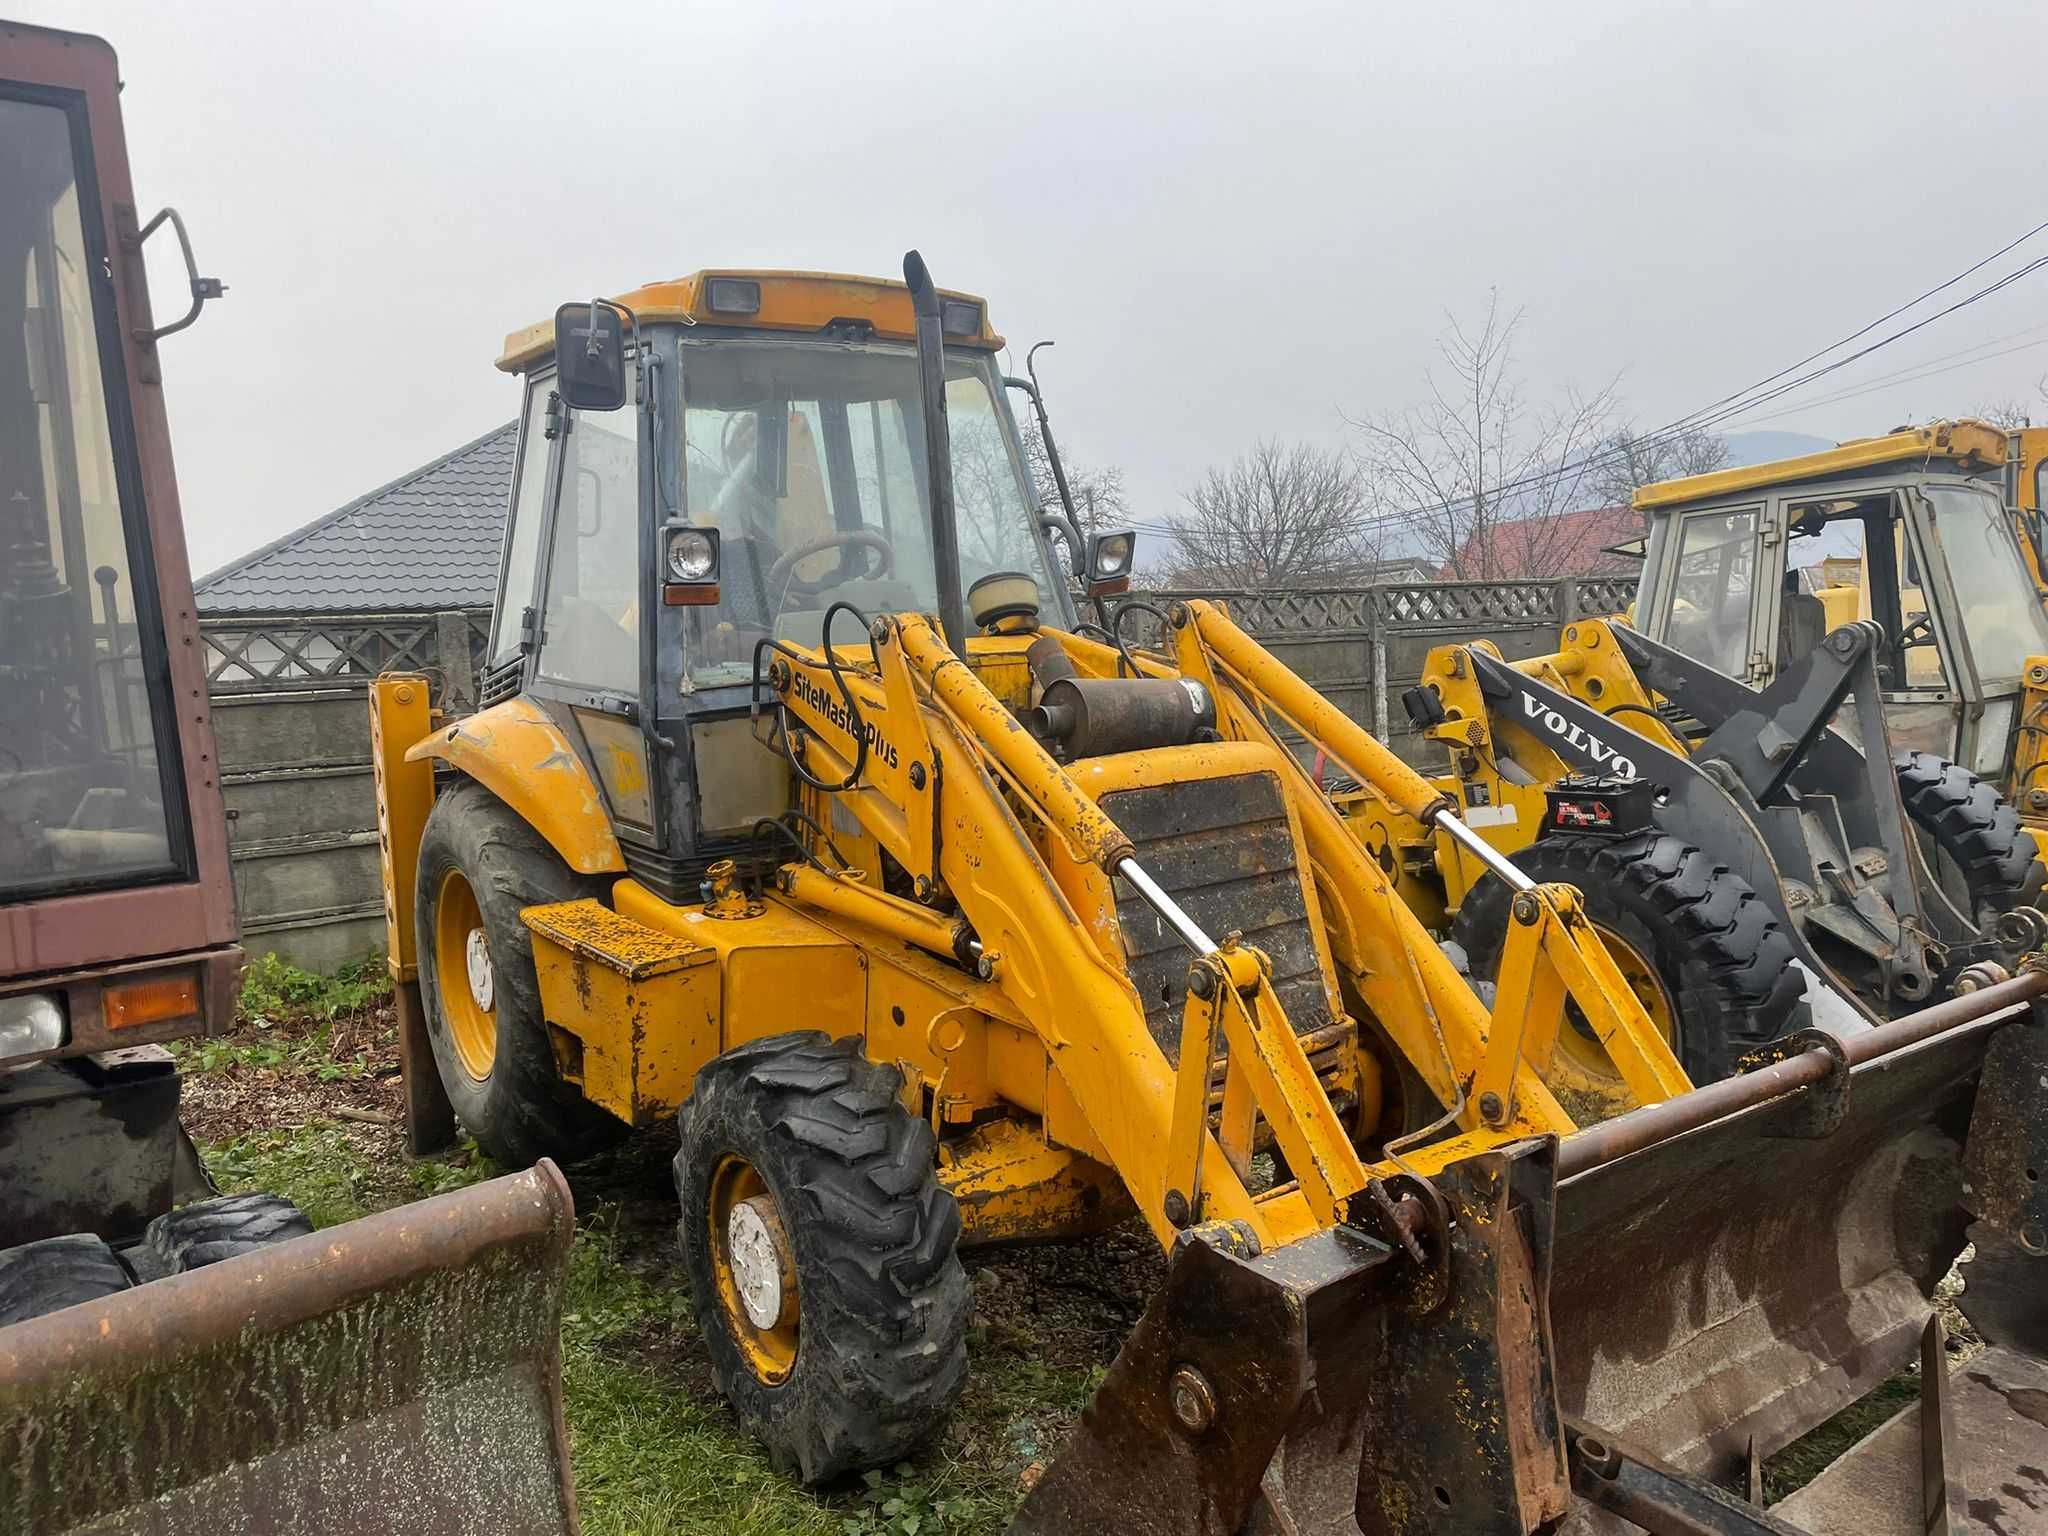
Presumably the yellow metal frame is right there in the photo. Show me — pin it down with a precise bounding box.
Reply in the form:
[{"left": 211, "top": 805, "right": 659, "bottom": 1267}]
[
  {"left": 406, "top": 696, "right": 625, "bottom": 876},
  {"left": 497, "top": 268, "right": 1003, "bottom": 374},
  {"left": 377, "top": 595, "right": 1691, "bottom": 1261}
]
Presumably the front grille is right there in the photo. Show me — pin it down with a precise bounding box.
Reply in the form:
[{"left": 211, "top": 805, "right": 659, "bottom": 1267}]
[{"left": 1098, "top": 771, "right": 1337, "bottom": 1062}]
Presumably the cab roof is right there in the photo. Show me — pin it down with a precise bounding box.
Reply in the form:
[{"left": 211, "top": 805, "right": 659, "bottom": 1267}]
[
  {"left": 1632, "top": 419, "right": 2010, "bottom": 512},
  {"left": 497, "top": 268, "right": 1002, "bottom": 373}
]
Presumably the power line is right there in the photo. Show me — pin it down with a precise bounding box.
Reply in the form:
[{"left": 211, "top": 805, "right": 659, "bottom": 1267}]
[
  {"left": 1129, "top": 219, "right": 2048, "bottom": 550},
  {"left": 1724, "top": 326, "right": 2048, "bottom": 427}
]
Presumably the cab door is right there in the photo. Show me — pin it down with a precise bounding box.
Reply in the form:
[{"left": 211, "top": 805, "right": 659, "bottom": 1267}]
[{"left": 1646, "top": 501, "right": 1774, "bottom": 684}]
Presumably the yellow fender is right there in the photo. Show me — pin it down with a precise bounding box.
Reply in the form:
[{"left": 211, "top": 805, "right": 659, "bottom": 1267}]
[{"left": 406, "top": 697, "right": 625, "bottom": 875}]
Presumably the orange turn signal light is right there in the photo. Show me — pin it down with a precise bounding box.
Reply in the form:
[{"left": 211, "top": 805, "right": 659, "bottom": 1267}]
[
  {"left": 663, "top": 582, "right": 722, "bottom": 607},
  {"left": 105, "top": 975, "right": 200, "bottom": 1030}
]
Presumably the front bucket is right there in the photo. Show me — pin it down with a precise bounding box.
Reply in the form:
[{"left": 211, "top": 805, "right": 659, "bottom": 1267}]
[
  {"left": 1012, "top": 977, "right": 2047, "bottom": 1534},
  {"left": 0, "top": 1162, "right": 580, "bottom": 1536},
  {"left": 1550, "top": 1012, "right": 2000, "bottom": 1479}
]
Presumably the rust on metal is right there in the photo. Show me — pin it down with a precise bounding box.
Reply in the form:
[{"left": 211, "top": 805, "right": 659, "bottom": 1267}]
[
  {"left": 1550, "top": 1013, "right": 1994, "bottom": 1479},
  {"left": 1354, "top": 1143, "right": 1570, "bottom": 1536},
  {"left": 1961, "top": 994, "right": 2048, "bottom": 1257},
  {"left": 1009, "top": 1225, "right": 1389, "bottom": 1536},
  {"left": 1922, "top": 1314, "right": 1966, "bottom": 1536},
  {"left": 0, "top": 1162, "right": 581, "bottom": 1536},
  {"left": 1558, "top": 969, "right": 2048, "bottom": 1179}
]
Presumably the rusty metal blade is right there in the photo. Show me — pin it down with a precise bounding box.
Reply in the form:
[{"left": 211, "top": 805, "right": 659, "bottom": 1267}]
[
  {"left": 1548, "top": 1022, "right": 1990, "bottom": 1481},
  {"left": 0, "top": 1161, "right": 580, "bottom": 1536}
]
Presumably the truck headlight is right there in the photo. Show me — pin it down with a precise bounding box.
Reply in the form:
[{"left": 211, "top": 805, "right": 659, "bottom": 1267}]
[
  {"left": 667, "top": 527, "right": 720, "bottom": 582},
  {"left": 0, "top": 993, "right": 66, "bottom": 1062}
]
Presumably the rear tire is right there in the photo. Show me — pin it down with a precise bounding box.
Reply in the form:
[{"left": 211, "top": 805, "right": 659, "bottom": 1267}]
[
  {"left": 0, "top": 1234, "right": 133, "bottom": 1326},
  {"left": 142, "top": 1193, "right": 313, "bottom": 1272},
  {"left": 674, "top": 1032, "right": 968, "bottom": 1483},
  {"left": 1894, "top": 750, "right": 2045, "bottom": 918},
  {"left": 1452, "top": 830, "right": 1807, "bottom": 1085},
  {"left": 415, "top": 778, "right": 627, "bottom": 1168}
]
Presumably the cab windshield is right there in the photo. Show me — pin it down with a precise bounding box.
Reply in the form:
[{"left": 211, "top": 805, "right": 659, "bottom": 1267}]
[
  {"left": 1921, "top": 482, "right": 2048, "bottom": 683},
  {"left": 675, "top": 337, "right": 1058, "bottom": 683},
  {"left": 1, "top": 93, "right": 182, "bottom": 896}
]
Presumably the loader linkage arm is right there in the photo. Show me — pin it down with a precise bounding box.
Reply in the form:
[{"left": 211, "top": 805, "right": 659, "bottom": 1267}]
[{"left": 761, "top": 605, "right": 1689, "bottom": 1257}]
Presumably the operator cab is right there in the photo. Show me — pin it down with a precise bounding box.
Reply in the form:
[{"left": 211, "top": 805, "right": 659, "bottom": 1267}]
[
  {"left": 1632, "top": 420, "right": 2048, "bottom": 778},
  {"left": 0, "top": 86, "right": 193, "bottom": 898},
  {"left": 486, "top": 270, "right": 1094, "bottom": 897}
]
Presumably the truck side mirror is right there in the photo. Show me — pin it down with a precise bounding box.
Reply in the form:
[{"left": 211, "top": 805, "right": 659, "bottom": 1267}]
[{"left": 554, "top": 301, "right": 629, "bottom": 411}]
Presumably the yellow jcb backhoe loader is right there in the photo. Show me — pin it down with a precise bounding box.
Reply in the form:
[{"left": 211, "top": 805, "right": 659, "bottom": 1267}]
[
  {"left": 0, "top": 23, "right": 581, "bottom": 1535},
  {"left": 371, "top": 254, "right": 2048, "bottom": 1532}
]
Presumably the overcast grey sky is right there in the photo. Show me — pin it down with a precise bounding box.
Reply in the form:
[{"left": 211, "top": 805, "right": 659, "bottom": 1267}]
[{"left": 20, "top": 0, "right": 2048, "bottom": 575}]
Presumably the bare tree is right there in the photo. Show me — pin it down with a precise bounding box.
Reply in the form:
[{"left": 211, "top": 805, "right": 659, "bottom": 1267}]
[
  {"left": 1161, "top": 440, "right": 1377, "bottom": 587},
  {"left": 1352, "top": 293, "right": 1617, "bottom": 580},
  {"left": 1587, "top": 424, "right": 1729, "bottom": 510},
  {"left": 1019, "top": 416, "right": 1128, "bottom": 536},
  {"left": 1973, "top": 397, "right": 2037, "bottom": 431}
]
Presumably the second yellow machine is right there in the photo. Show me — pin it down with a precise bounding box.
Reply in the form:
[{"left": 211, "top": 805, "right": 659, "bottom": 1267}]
[{"left": 371, "top": 259, "right": 2048, "bottom": 1532}]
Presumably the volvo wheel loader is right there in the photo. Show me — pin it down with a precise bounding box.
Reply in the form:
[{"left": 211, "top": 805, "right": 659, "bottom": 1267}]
[
  {"left": 1343, "top": 613, "right": 2048, "bottom": 1092},
  {"left": 372, "top": 252, "right": 2048, "bottom": 1532},
  {"left": 1630, "top": 417, "right": 2048, "bottom": 850},
  {"left": 0, "top": 22, "right": 581, "bottom": 1535}
]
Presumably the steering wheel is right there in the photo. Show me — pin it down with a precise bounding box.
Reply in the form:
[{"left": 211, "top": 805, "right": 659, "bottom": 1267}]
[
  {"left": 766, "top": 529, "right": 895, "bottom": 602},
  {"left": 1899, "top": 611, "right": 1936, "bottom": 647}
]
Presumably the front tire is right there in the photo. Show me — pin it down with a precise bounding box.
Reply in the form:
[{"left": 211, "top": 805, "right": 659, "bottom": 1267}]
[
  {"left": 1894, "top": 750, "right": 2046, "bottom": 919},
  {"left": 1452, "top": 830, "right": 1807, "bottom": 1088},
  {"left": 674, "top": 1032, "right": 968, "bottom": 1483},
  {"left": 414, "top": 778, "right": 626, "bottom": 1168}
]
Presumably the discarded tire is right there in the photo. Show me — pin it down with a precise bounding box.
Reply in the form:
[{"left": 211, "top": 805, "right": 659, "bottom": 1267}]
[
  {"left": 1452, "top": 829, "right": 1807, "bottom": 1085},
  {"left": 142, "top": 1192, "right": 314, "bottom": 1272},
  {"left": 0, "top": 1233, "right": 133, "bottom": 1326},
  {"left": 675, "top": 1031, "right": 969, "bottom": 1483}
]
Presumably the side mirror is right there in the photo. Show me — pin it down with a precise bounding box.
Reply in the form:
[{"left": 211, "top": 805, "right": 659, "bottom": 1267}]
[
  {"left": 1085, "top": 529, "right": 1137, "bottom": 598},
  {"left": 554, "top": 300, "right": 631, "bottom": 411}
]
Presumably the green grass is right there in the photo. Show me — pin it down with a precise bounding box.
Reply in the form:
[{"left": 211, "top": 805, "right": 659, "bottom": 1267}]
[
  {"left": 183, "top": 952, "right": 1098, "bottom": 1532},
  {"left": 236, "top": 951, "right": 391, "bottom": 1023},
  {"left": 170, "top": 951, "right": 395, "bottom": 1080}
]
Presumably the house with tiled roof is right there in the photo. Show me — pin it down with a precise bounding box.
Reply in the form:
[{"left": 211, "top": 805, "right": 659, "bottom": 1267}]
[
  {"left": 196, "top": 422, "right": 515, "bottom": 615},
  {"left": 193, "top": 424, "right": 517, "bottom": 973},
  {"left": 1439, "top": 504, "right": 1640, "bottom": 581}
]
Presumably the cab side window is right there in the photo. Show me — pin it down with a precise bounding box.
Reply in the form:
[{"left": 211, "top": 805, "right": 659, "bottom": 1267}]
[
  {"left": 1666, "top": 511, "right": 1758, "bottom": 678},
  {"left": 537, "top": 374, "right": 641, "bottom": 694},
  {"left": 489, "top": 382, "right": 555, "bottom": 666}
]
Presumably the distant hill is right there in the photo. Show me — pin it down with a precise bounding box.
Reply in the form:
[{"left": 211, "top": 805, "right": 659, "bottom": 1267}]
[{"left": 1718, "top": 429, "right": 1835, "bottom": 468}]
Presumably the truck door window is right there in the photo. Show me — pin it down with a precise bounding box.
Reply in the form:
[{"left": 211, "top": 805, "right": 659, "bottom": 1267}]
[
  {"left": 1666, "top": 511, "right": 1758, "bottom": 678},
  {"left": 0, "top": 93, "right": 182, "bottom": 895}
]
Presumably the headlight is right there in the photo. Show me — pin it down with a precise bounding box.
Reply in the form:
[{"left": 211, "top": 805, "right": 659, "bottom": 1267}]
[
  {"left": 940, "top": 299, "right": 983, "bottom": 338},
  {"left": 667, "top": 527, "right": 720, "bottom": 582},
  {"left": 0, "top": 993, "right": 65, "bottom": 1062},
  {"left": 1088, "top": 529, "right": 1136, "bottom": 580},
  {"left": 704, "top": 277, "right": 762, "bottom": 316}
]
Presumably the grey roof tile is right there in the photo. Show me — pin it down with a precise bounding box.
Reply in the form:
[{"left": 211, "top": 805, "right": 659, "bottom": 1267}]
[{"left": 196, "top": 422, "right": 516, "bottom": 615}]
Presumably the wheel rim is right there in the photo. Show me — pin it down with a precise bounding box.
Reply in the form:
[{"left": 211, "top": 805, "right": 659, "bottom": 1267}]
[
  {"left": 434, "top": 869, "right": 497, "bottom": 1081},
  {"left": 707, "top": 1156, "right": 799, "bottom": 1383},
  {"left": 1555, "top": 923, "right": 1677, "bottom": 1084}
]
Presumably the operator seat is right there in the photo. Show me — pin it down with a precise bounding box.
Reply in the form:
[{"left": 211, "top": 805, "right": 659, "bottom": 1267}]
[{"left": 1778, "top": 574, "right": 1827, "bottom": 674}]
